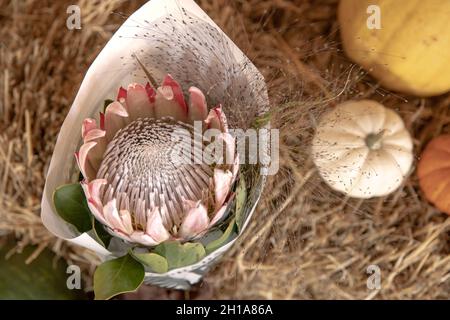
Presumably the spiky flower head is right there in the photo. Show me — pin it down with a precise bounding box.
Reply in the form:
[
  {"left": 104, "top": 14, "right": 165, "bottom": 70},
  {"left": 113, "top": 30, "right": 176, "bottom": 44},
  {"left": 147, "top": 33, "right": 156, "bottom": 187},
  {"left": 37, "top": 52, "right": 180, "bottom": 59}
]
[{"left": 76, "top": 74, "right": 238, "bottom": 246}]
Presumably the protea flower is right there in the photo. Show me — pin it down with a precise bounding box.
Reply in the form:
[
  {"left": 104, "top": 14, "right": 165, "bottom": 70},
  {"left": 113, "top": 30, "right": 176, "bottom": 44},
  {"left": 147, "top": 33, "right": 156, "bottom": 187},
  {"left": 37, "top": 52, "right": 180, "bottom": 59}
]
[{"left": 76, "top": 74, "right": 238, "bottom": 246}]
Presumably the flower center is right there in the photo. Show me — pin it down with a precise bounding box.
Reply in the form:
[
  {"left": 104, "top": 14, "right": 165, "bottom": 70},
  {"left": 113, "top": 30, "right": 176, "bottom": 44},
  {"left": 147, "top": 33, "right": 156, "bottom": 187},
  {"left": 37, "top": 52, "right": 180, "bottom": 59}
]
[{"left": 96, "top": 118, "right": 213, "bottom": 229}]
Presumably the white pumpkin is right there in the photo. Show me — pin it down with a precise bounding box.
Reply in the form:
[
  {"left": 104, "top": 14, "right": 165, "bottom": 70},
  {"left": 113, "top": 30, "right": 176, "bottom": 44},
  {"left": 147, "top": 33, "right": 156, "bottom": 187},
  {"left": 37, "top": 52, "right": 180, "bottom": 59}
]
[{"left": 312, "top": 100, "right": 413, "bottom": 199}]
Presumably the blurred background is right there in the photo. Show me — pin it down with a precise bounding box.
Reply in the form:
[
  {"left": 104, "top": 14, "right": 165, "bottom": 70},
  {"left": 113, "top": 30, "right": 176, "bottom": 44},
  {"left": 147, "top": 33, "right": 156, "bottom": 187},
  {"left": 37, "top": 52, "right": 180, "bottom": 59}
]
[{"left": 0, "top": 0, "right": 449, "bottom": 299}]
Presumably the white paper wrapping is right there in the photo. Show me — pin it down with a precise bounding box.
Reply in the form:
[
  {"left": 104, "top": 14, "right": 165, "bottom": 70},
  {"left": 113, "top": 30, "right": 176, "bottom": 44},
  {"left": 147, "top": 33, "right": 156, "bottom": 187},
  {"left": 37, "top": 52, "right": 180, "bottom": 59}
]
[{"left": 41, "top": 0, "right": 269, "bottom": 290}]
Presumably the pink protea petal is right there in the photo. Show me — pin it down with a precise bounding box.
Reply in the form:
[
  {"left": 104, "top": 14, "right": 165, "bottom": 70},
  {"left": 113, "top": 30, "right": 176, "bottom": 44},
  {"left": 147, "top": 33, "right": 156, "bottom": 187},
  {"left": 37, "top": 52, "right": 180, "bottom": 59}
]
[
  {"left": 81, "top": 179, "right": 107, "bottom": 224},
  {"left": 154, "top": 86, "right": 188, "bottom": 122},
  {"left": 214, "top": 168, "right": 233, "bottom": 211},
  {"left": 78, "top": 128, "right": 106, "bottom": 175},
  {"left": 178, "top": 200, "right": 209, "bottom": 239},
  {"left": 111, "top": 230, "right": 133, "bottom": 243},
  {"left": 158, "top": 85, "right": 173, "bottom": 99},
  {"left": 82, "top": 118, "right": 97, "bottom": 139},
  {"left": 162, "top": 74, "right": 188, "bottom": 113},
  {"left": 188, "top": 87, "right": 208, "bottom": 122},
  {"left": 117, "top": 87, "right": 127, "bottom": 101},
  {"left": 216, "top": 106, "right": 228, "bottom": 131},
  {"left": 129, "top": 231, "right": 160, "bottom": 246},
  {"left": 104, "top": 200, "right": 128, "bottom": 233},
  {"left": 75, "top": 141, "right": 97, "bottom": 181},
  {"left": 205, "top": 105, "right": 228, "bottom": 132},
  {"left": 119, "top": 209, "right": 134, "bottom": 235},
  {"left": 86, "top": 179, "right": 106, "bottom": 205},
  {"left": 99, "top": 112, "right": 105, "bottom": 130},
  {"left": 205, "top": 109, "right": 220, "bottom": 130},
  {"left": 105, "top": 101, "right": 129, "bottom": 142},
  {"left": 83, "top": 128, "right": 106, "bottom": 143},
  {"left": 135, "top": 198, "right": 147, "bottom": 229},
  {"left": 125, "top": 83, "right": 155, "bottom": 121},
  {"left": 86, "top": 198, "right": 106, "bottom": 225},
  {"left": 209, "top": 203, "right": 228, "bottom": 227},
  {"left": 146, "top": 207, "right": 170, "bottom": 243},
  {"left": 145, "top": 83, "right": 156, "bottom": 103}
]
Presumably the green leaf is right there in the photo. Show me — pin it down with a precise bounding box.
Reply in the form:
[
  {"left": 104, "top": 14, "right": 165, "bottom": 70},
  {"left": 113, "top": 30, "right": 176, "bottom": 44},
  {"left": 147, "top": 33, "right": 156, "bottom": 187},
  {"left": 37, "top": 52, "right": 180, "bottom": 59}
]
[
  {"left": 235, "top": 175, "right": 247, "bottom": 232},
  {"left": 53, "top": 183, "right": 92, "bottom": 233},
  {"left": 153, "top": 241, "right": 206, "bottom": 270},
  {"left": 92, "top": 217, "right": 112, "bottom": 248},
  {"left": 131, "top": 252, "right": 168, "bottom": 274},
  {"left": 93, "top": 254, "right": 144, "bottom": 300},
  {"left": 205, "top": 218, "right": 237, "bottom": 254},
  {"left": 198, "top": 229, "right": 223, "bottom": 246},
  {"left": 0, "top": 241, "right": 87, "bottom": 300}
]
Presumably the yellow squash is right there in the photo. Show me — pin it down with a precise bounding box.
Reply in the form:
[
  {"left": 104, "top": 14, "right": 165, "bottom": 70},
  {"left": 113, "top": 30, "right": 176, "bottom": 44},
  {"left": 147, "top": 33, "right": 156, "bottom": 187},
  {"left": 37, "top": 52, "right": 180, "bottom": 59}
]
[{"left": 339, "top": 0, "right": 450, "bottom": 97}]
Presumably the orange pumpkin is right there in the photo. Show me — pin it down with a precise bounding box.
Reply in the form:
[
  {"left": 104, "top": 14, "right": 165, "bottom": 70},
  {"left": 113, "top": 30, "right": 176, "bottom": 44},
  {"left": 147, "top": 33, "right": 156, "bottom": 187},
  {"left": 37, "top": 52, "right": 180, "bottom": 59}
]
[{"left": 417, "top": 135, "right": 450, "bottom": 215}]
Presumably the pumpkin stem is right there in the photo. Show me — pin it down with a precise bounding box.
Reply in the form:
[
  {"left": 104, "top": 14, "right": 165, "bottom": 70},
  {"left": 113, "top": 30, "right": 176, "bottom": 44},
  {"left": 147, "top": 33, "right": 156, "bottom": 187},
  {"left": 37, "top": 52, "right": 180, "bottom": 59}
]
[{"left": 365, "top": 130, "right": 385, "bottom": 149}]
